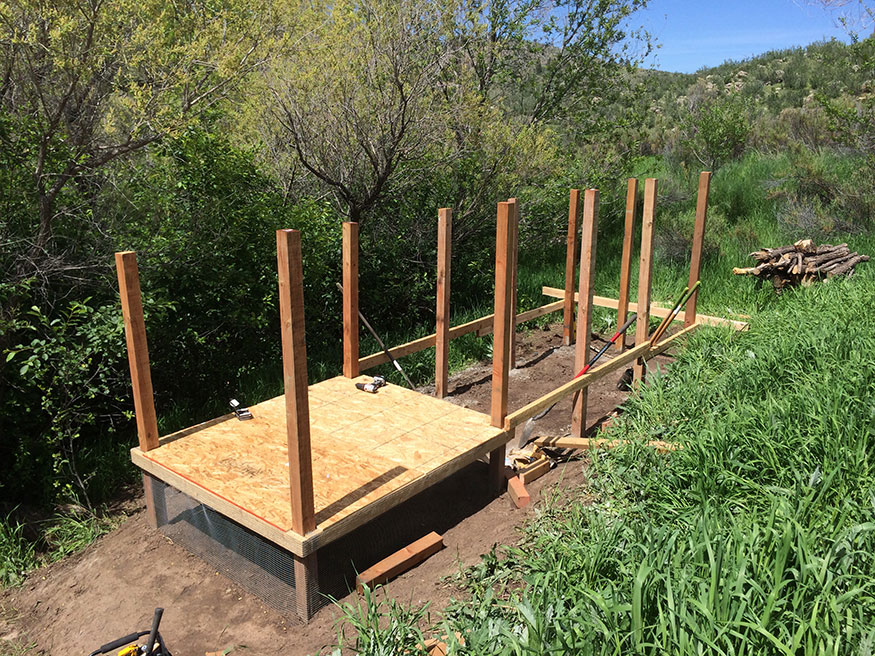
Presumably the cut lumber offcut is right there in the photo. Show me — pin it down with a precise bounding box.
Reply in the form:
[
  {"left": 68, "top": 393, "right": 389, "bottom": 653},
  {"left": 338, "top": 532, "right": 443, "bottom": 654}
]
[
  {"left": 518, "top": 457, "right": 551, "bottom": 485},
  {"left": 541, "top": 287, "right": 749, "bottom": 331},
  {"left": 504, "top": 468, "right": 530, "bottom": 509},
  {"left": 534, "top": 436, "right": 678, "bottom": 454},
  {"left": 356, "top": 532, "right": 444, "bottom": 593},
  {"left": 424, "top": 633, "right": 465, "bottom": 655},
  {"left": 735, "top": 239, "right": 868, "bottom": 291}
]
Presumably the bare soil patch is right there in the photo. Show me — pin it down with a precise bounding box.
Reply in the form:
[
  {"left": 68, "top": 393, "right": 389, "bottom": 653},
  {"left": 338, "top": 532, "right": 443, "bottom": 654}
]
[{"left": 0, "top": 322, "right": 674, "bottom": 656}]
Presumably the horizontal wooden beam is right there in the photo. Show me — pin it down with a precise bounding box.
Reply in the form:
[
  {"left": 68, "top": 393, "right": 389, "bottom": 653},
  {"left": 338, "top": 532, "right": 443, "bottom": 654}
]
[
  {"left": 504, "top": 323, "right": 699, "bottom": 431},
  {"left": 356, "top": 531, "right": 444, "bottom": 592},
  {"left": 518, "top": 457, "right": 551, "bottom": 485},
  {"left": 358, "top": 300, "right": 564, "bottom": 371},
  {"left": 534, "top": 436, "right": 679, "bottom": 453},
  {"left": 541, "top": 287, "right": 749, "bottom": 331}
]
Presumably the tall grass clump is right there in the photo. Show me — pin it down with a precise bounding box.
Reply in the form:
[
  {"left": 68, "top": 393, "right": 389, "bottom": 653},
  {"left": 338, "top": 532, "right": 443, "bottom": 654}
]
[{"left": 437, "top": 272, "right": 875, "bottom": 655}]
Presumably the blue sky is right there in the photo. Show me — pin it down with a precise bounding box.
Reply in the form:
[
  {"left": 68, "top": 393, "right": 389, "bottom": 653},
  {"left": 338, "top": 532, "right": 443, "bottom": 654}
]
[{"left": 638, "top": 0, "right": 853, "bottom": 73}]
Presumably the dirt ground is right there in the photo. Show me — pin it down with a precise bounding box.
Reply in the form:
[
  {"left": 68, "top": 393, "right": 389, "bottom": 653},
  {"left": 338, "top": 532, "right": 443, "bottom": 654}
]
[{"left": 0, "top": 322, "right": 675, "bottom": 656}]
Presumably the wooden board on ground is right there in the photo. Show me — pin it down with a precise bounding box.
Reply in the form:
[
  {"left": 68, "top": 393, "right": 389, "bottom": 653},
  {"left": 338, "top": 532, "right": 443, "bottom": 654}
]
[
  {"left": 131, "top": 376, "right": 509, "bottom": 556},
  {"left": 518, "top": 457, "right": 551, "bottom": 485},
  {"left": 534, "top": 436, "right": 678, "bottom": 453},
  {"left": 541, "top": 287, "right": 749, "bottom": 331},
  {"left": 356, "top": 531, "right": 444, "bottom": 593}
]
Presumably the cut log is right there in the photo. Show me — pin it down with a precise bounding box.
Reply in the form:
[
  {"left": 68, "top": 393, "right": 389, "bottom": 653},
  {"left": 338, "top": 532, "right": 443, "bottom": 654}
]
[{"left": 736, "top": 240, "right": 867, "bottom": 291}]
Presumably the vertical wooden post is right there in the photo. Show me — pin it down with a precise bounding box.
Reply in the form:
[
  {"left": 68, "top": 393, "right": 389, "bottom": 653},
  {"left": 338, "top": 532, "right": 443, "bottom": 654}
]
[
  {"left": 277, "top": 229, "right": 319, "bottom": 622},
  {"left": 490, "top": 201, "right": 514, "bottom": 494},
  {"left": 294, "top": 552, "right": 319, "bottom": 622},
  {"left": 435, "top": 208, "right": 452, "bottom": 398},
  {"left": 141, "top": 473, "right": 167, "bottom": 529},
  {"left": 684, "top": 171, "right": 711, "bottom": 328},
  {"left": 342, "top": 222, "right": 359, "bottom": 378},
  {"left": 633, "top": 179, "right": 657, "bottom": 384},
  {"left": 276, "top": 229, "right": 316, "bottom": 537},
  {"left": 616, "top": 179, "right": 638, "bottom": 352},
  {"left": 115, "top": 251, "right": 159, "bottom": 453},
  {"left": 562, "top": 189, "right": 581, "bottom": 346},
  {"left": 570, "top": 189, "right": 599, "bottom": 438},
  {"left": 507, "top": 198, "right": 519, "bottom": 369}
]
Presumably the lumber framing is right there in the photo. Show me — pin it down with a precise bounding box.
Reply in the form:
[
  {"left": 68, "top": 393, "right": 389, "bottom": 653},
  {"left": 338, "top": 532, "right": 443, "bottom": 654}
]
[
  {"left": 508, "top": 198, "right": 519, "bottom": 368},
  {"left": 504, "top": 323, "right": 699, "bottom": 431},
  {"left": 357, "top": 301, "right": 564, "bottom": 372},
  {"left": 634, "top": 179, "right": 657, "bottom": 383},
  {"left": 276, "top": 229, "right": 316, "bottom": 536},
  {"left": 541, "top": 288, "right": 749, "bottom": 331},
  {"left": 435, "top": 208, "right": 452, "bottom": 398},
  {"left": 533, "top": 436, "right": 678, "bottom": 453},
  {"left": 115, "top": 251, "right": 159, "bottom": 452},
  {"left": 617, "top": 179, "right": 638, "bottom": 352},
  {"left": 343, "top": 222, "right": 359, "bottom": 378},
  {"left": 685, "top": 171, "right": 711, "bottom": 328},
  {"left": 490, "top": 201, "right": 515, "bottom": 494},
  {"left": 571, "top": 189, "right": 598, "bottom": 437},
  {"left": 563, "top": 189, "right": 581, "bottom": 345}
]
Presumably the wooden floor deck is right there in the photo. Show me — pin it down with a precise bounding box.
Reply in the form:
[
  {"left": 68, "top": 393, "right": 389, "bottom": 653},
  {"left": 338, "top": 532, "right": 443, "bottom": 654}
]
[{"left": 132, "top": 375, "right": 509, "bottom": 556}]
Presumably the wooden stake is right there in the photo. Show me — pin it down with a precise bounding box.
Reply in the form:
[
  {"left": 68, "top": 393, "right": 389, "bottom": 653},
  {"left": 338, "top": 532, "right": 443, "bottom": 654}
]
[
  {"left": 490, "top": 201, "right": 514, "bottom": 494},
  {"left": 342, "top": 222, "right": 359, "bottom": 378},
  {"left": 684, "top": 171, "right": 711, "bottom": 328},
  {"left": 617, "top": 179, "right": 638, "bottom": 352},
  {"left": 115, "top": 251, "right": 159, "bottom": 453},
  {"left": 507, "top": 198, "right": 519, "bottom": 369},
  {"left": 294, "top": 552, "right": 319, "bottom": 622},
  {"left": 435, "top": 208, "right": 452, "bottom": 398},
  {"left": 571, "top": 189, "right": 599, "bottom": 438},
  {"left": 562, "top": 189, "right": 581, "bottom": 346},
  {"left": 277, "top": 229, "right": 316, "bottom": 536},
  {"left": 633, "top": 179, "right": 657, "bottom": 384}
]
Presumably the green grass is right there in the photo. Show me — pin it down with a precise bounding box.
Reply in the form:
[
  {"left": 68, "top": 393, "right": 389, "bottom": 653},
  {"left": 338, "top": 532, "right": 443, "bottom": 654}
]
[
  {"left": 431, "top": 271, "right": 875, "bottom": 655},
  {"left": 0, "top": 513, "right": 37, "bottom": 588}
]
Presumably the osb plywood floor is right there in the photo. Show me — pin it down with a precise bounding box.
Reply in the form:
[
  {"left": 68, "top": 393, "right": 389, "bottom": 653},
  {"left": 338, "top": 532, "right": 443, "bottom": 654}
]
[{"left": 139, "top": 376, "right": 504, "bottom": 533}]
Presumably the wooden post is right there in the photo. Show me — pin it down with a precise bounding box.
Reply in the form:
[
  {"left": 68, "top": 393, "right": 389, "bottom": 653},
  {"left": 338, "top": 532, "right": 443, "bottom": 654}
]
[
  {"left": 508, "top": 198, "right": 519, "bottom": 369},
  {"left": 562, "top": 189, "right": 581, "bottom": 346},
  {"left": 277, "top": 228, "right": 319, "bottom": 622},
  {"left": 435, "top": 208, "right": 452, "bottom": 398},
  {"left": 570, "top": 189, "right": 599, "bottom": 438},
  {"left": 342, "top": 222, "right": 359, "bottom": 378},
  {"left": 684, "top": 171, "right": 711, "bottom": 328},
  {"left": 616, "top": 179, "right": 638, "bottom": 352},
  {"left": 633, "top": 179, "right": 657, "bottom": 384},
  {"left": 141, "top": 473, "right": 167, "bottom": 529},
  {"left": 490, "top": 201, "right": 514, "bottom": 494},
  {"left": 115, "top": 251, "right": 159, "bottom": 453},
  {"left": 294, "top": 552, "right": 319, "bottom": 622},
  {"left": 276, "top": 229, "right": 316, "bottom": 536}
]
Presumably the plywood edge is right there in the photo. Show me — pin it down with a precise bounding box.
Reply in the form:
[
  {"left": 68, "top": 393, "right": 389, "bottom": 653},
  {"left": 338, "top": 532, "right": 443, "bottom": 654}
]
[
  {"left": 131, "top": 447, "right": 319, "bottom": 557},
  {"left": 317, "top": 428, "right": 511, "bottom": 546}
]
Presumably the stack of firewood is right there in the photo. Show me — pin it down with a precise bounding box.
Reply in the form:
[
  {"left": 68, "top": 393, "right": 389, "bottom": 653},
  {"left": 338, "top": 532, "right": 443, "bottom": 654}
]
[{"left": 733, "top": 239, "right": 869, "bottom": 291}]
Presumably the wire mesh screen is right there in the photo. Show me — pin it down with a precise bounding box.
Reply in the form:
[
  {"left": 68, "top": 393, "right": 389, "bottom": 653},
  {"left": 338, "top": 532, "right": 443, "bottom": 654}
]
[
  {"left": 150, "top": 479, "right": 333, "bottom": 617},
  {"left": 145, "top": 460, "right": 497, "bottom": 621}
]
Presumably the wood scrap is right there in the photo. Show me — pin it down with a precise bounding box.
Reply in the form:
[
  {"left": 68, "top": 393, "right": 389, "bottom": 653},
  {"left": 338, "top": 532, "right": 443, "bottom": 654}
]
[
  {"left": 518, "top": 457, "right": 551, "bottom": 485},
  {"left": 735, "top": 239, "right": 868, "bottom": 291},
  {"left": 356, "top": 532, "right": 443, "bottom": 592},
  {"left": 534, "top": 436, "right": 679, "bottom": 454},
  {"left": 504, "top": 467, "right": 530, "bottom": 508}
]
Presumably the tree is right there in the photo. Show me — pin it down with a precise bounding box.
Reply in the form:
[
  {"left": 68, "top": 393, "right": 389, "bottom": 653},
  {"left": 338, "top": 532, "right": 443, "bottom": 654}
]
[
  {"left": 0, "top": 0, "right": 274, "bottom": 289},
  {"left": 263, "top": 0, "right": 650, "bottom": 225}
]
